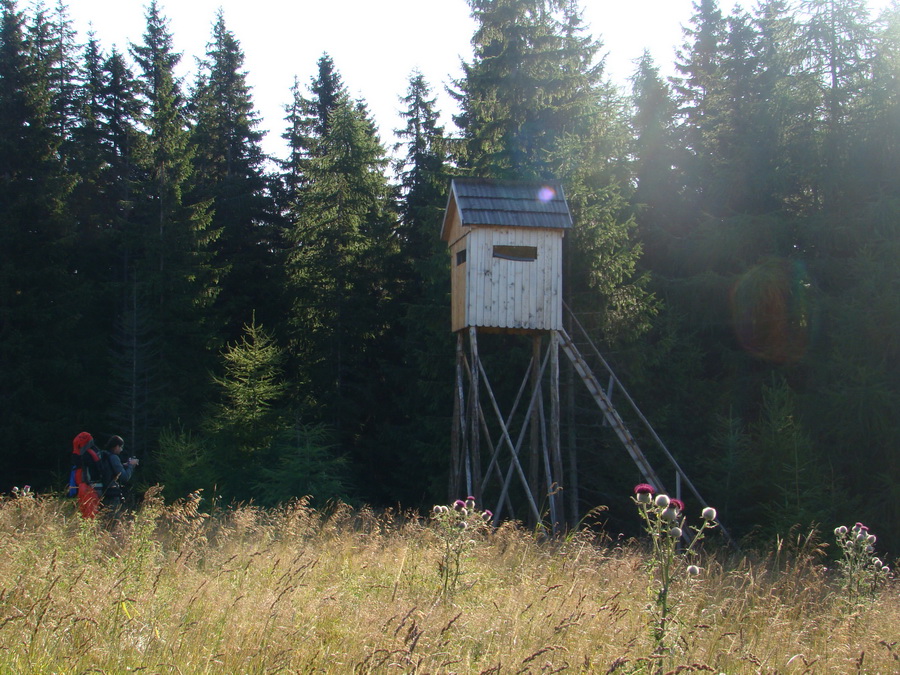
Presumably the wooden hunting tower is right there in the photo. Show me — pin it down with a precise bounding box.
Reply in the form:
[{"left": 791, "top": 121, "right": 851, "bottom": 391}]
[
  {"left": 441, "top": 178, "right": 572, "bottom": 333},
  {"left": 442, "top": 178, "right": 730, "bottom": 541}
]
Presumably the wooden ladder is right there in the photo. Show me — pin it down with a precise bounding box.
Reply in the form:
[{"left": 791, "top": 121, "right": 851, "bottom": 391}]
[{"left": 557, "top": 328, "right": 667, "bottom": 494}]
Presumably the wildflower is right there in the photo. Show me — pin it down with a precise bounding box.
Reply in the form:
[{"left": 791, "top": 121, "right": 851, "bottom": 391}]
[
  {"left": 661, "top": 506, "right": 679, "bottom": 522},
  {"left": 465, "top": 496, "right": 476, "bottom": 510},
  {"left": 853, "top": 522, "right": 868, "bottom": 533},
  {"left": 433, "top": 505, "right": 443, "bottom": 514},
  {"left": 874, "top": 558, "right": 883, "bottom": 569},
  {"left": 457, "top": 521, "right": 468, "bottom": 530},
  {"left": 634, "top": 483, "right": 655, "bottom": 503},
  {"left": 654, "top": 494, "right": 670, "bottom": 509},
  {"left": 482, "top": 510, "right": 493, "bottom": 521},
  {"left": 866, "top": 534, "right": 877, "bottom": 545},
  {"left": 834, "top": 525, "right": 848, "bottom": 536},
  {"left": 702, "top": 506, "right": 717, "bottom": 521},
  {"left": 453, "top": 499, "right": 466, "bottom": 511},
  {"left": 687, "top": 565, "right": 701, "bottom": 576},
  {"left": 669, "top": 526, "right": 682, "bottom": 538},
  {"left": 669, "top": 498, "right": 685, "bottom": 513}
]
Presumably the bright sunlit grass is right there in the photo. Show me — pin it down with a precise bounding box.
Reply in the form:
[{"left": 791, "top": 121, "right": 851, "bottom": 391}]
[{"left": 0, "top": 489, "right": 897, "bottom": 674}]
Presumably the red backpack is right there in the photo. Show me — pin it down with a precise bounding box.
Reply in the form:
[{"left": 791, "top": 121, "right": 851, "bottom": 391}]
[{"left": 69, "top": 432, "right": 102, "bottom": 518}]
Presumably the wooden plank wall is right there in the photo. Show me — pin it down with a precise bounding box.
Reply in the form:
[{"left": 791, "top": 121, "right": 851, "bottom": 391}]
[{"left": 464, "top": 227, "right": 563, "bottom": 331}]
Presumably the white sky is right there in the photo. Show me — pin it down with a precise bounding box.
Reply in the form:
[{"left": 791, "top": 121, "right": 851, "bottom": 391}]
[{"left": 64, "top": 0, "right": 894, "bottom": 159}]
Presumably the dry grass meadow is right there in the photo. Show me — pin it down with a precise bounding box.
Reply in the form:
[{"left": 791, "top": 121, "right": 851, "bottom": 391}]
[{"left": 0, "top": 489, "right": 897, "bottom": 674}]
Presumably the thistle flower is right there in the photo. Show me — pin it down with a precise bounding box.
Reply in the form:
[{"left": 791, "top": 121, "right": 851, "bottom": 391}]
[
  {"left": 669, "top": 498, "right": 685, "bottom": 513},
  {"left": 687, "top": 565, "right": 701, "bottom": 576},
  {"left": 661, "top": 506, "right": 679, "bottom": 522},
  {"left": 482, "top": 510, "right": 493, "bottom": 521},
  {"left": 654, "top": 494, "right": 670, "bottom": 509},
  {"left": 433, "top": 505, "right": 443, "bottom": 514},
  {"left": 465, "top": 496, "right": 476, "bottom": 510},
  {"left": 866, "top": 534, "right": 876, "bottom": 545},
  {"left": 634, "top": 483, "right": 655, "bottom": 503},
  {"left": 835, "top": 525, "right": 848, "bottom": 536},
  {"left": 453, "top": 499, "right": 466, "bottom": 511},
  {"left": 853, "top": 522, "right": 868, "bottom": 533},
  {"left": 457, "top": 520, "right": 468, "bottom": 530},
  {"left": 669, "top": 526, "right": 682, "bottom": 538}
]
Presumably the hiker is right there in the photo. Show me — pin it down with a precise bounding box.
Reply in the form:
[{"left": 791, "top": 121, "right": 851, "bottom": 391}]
[
  {"left": 101, "top": 435, "right": 138, "bottom": 512},
  {"left": 71, "top": 432, "right": 102, "bottom": 519}
]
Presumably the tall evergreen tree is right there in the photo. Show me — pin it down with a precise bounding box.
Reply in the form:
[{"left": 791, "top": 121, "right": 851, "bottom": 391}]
[
  {"left": 190, "top": 10, "right": 281, "bottom": 340},
  {"left": 800, "top": 0, "right": 876, "bottom": 208},
  {"left": 369, "top": 71, "right": 456, "bottom": 505},
  {"left": 0, "top": 0, "right": 77, "bottom": 482},
  {"left": 127, "top": 0, "right": 218, "bottom": 452},
  {"left": 284, "top": 56, "right": 401, "bottom": 498}
]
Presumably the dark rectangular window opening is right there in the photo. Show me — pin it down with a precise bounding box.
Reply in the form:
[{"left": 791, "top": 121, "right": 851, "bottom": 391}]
[
  {"left": 456, "top": 249, "right": 467, "bottom": 266},
  {"left": 493, "top": 245, "right": 538, "bottom": 262}
]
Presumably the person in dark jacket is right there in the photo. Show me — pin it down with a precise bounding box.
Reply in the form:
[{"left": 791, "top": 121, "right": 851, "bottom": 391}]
[{"left": 102, "top": 435, "right": 139, "bottom": 511}]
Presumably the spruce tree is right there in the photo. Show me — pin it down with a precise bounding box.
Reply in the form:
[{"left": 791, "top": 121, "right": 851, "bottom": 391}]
[
  {"left": 0, "top": 0, "right": 78, "bottom": 477},
  {"left": 373, "top": 71, "right": 456, "bottom": 505},
  {"left": 190, "top": 10, "right": 281, "bottom": 341},
  {"left": 128, "top": 0, "right": 218, "bottom": 451},
  {"left": 284, "top": 56, "right": 401, "bottom": 497}
]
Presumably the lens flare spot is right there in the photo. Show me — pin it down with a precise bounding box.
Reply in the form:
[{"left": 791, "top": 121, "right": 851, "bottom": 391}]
[
  {"left": 730, "top": 258, "right": 811, "bottom": 364},
  {"left": 537, "top": 185, "right": 556, "bottom": 203}
]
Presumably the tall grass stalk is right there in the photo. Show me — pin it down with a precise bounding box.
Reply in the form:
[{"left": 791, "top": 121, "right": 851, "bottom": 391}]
[{"left": 0, "top": 493, "right": 896, "bottom": 673}]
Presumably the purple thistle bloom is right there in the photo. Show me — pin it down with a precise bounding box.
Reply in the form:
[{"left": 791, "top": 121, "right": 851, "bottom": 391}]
[
  {"left": 634, "top": 483, "right": 655, "bottom": 495},
  {"left": 670, "top": 498, "right": 685, "bottom": 513},
  {"left": 453, "top": 500, "right": 466, "bottom": 511}
]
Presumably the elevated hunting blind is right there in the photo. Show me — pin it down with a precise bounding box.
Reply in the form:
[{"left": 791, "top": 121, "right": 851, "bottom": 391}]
[
  {"left": 440, "top": 178, "right": 572, "bottom": 333},
  {"left": 442, "top": 178, "right": 730, "bottom": 543}
]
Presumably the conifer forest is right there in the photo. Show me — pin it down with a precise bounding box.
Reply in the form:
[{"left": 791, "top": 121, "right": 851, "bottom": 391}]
[{"left": 2, "top": 0, "right": 899, "bottom": 546}]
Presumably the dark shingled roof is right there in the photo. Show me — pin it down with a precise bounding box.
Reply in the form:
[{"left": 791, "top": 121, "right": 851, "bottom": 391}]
[{"left": 449, "top": 178, "right": 573, "bottom": 230}]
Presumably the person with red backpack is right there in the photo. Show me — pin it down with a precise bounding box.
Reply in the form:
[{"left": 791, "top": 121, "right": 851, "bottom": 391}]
[{"left": 70, "top": 432, "right": 102, "bottom": 518}]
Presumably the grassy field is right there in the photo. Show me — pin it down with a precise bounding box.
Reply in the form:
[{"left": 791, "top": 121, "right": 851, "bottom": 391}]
[{"left": 0, "top": 489, "right": 896, "bottom": 674}]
